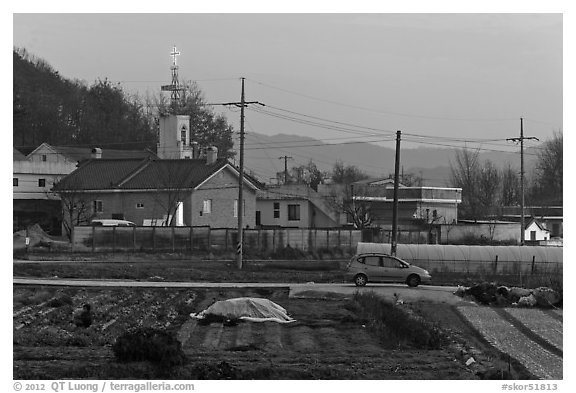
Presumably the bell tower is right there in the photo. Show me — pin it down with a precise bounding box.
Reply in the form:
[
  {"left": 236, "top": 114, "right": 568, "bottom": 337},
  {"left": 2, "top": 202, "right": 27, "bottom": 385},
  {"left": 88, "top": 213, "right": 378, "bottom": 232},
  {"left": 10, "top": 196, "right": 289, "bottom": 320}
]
[{"left": 157, "top": 46, "right": 193, "bottom": 159}]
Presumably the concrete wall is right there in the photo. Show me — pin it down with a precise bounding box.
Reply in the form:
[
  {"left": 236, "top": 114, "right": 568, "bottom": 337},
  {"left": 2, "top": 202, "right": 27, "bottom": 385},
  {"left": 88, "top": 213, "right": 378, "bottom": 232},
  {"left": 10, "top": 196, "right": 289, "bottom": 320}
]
[
  {"left": 27, "top": 145, "right": 76, "bottom": 165},
  {"left": 13, "top": 161, "right": 77, "bottom": 200},
  {"left": 157, "top": 114, "right": 193, "bottom": 159},
  {"left": 441, "top": 222, "right": 520, "bottom": 243},
  {"left": 191, "top": 167, "right": 257, "bottom": 228}
]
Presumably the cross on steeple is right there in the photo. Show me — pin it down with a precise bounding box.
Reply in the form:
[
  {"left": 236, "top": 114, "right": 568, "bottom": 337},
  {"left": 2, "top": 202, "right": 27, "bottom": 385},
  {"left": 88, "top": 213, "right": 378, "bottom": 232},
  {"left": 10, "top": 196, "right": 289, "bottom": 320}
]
[{"left": 170, "top": 46, "right": 181, "bottom": 67}]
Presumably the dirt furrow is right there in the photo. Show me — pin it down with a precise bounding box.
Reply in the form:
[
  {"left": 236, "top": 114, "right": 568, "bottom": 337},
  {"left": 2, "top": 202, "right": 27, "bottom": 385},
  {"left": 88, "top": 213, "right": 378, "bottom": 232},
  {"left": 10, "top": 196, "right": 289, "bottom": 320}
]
[
  {"left": 457, "top": 306, "right": 562, "bottom": 379},
  {"left": 503, "top": 308, "right": 563, "bottom": 352}
]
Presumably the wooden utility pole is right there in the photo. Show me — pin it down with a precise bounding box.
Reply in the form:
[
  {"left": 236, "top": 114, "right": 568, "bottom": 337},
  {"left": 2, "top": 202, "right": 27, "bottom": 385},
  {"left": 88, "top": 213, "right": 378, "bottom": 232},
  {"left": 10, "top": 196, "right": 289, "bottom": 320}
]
[
  {"left": 209, "top": 78, "right": 264, "bottom": 268},
  {"left": 507, "top": 117, "right": 538, "bottom": 245},
  {"left": 391, "top": 130, "right": 401, "bottom": 256},
  {"left": 278, "top": 155, "right": 293, "bottom": 184}
]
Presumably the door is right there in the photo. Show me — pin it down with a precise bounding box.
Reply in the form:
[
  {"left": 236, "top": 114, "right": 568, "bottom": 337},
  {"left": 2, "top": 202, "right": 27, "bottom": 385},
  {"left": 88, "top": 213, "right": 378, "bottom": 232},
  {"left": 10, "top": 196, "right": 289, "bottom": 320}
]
[
  {"left": 362, "top": 255, "right": 384, "bottom": 281},
  {"left": 381, "top": 256, "right": 406, "bottom": 282}
]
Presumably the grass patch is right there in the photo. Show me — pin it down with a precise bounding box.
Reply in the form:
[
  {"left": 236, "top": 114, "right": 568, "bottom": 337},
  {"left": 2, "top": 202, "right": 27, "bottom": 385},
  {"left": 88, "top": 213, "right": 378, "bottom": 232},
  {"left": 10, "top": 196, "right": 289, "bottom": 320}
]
[{"left": 353, "top": 291, "right": 446, "bottom": 349}]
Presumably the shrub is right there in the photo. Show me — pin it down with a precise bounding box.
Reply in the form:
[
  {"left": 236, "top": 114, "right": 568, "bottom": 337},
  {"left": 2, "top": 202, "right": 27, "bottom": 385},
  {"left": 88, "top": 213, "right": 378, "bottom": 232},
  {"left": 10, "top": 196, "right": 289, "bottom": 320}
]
[{"left": 112, "top": 327, "right": 186, "bottom": 367}]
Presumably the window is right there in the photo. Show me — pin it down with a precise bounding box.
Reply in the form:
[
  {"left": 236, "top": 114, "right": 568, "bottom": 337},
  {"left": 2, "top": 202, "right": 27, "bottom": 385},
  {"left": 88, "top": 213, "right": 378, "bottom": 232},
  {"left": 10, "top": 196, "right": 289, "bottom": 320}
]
[
  {"left": 136, "top": 203, "right": 145, "bottom": 209},
  {"left": 42, "top": 154, "right": 47, "bottom": 162},
  {"left": 93, "top": 200, "right": 103, "bottom": 213},
  {"left": 382, "top": 256, "right": 403, "bottom": 269},
  {"left": 273, "top": 202, "right": 280, "bottom": 219},
  {"left": 13, "top": 178, "right": 18, "bottom": 187},
  {"left": 180, "top": 125, "right": 187, "bottom": 144},
  {"left": 38, "top": 178, "right": 46, "bottom": 187},
  {"left": 233, "top": 200, "right": 246, "bottom": 218},
  {"left": 202, "top": 199, "right": 212, "bottom": 214},
  {"left": 288, "top": 204, "right": 300, "bottom": 221},
  {"left": 364, "top": 256, "right": 381, "bottom": 267}
]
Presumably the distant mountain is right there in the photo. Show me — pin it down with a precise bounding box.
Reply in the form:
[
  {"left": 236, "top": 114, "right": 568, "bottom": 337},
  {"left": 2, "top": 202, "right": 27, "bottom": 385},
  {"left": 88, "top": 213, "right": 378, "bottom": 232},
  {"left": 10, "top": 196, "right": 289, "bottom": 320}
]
[{"left": 239, "top": 132, "right": 539, "bottom": 186}]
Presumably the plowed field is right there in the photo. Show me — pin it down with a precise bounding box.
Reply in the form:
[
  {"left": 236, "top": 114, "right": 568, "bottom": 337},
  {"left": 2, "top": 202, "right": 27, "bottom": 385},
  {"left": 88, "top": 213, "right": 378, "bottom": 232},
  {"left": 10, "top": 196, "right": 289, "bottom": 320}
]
[{"left": 14, "top": 286, "right": 476, "bottom": 379}]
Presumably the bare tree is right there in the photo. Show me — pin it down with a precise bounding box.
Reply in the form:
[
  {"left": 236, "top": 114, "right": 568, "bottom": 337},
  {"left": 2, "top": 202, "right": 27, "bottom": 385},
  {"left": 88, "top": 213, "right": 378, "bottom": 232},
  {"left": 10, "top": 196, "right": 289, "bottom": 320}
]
[
  {"left": 450, "top": 148, "right": 481, "bottom": 220},
  {"left": 323, "top": 185, "right": 375, "bottom": 229},
  {"left": 477, "top": 160, "right": 501, "bottom": 215},
  {"left": 530, "top": 131, "right": 562, "bottom": 205},
  {"left": 501, "top": 163, "right": 520, "bottom": 207},
  {"left": 52, "top": 176, "right": 98, "bottom": 240},
  {"left": 149, "top": 162, "right": 195, "bottom": 226}
]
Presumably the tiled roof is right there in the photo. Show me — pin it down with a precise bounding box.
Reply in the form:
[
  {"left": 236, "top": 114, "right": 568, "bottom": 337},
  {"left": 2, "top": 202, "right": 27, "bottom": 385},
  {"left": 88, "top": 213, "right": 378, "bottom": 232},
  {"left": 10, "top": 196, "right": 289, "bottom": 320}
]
[
  {"left": 54, "top": 158, "right": 243, "bottom": 191},
  {"left": 120, "top": 159, "right": 228, "bottom": 189},
  {"left": 54, "top": 159, "right": 148, "bottom": 191},
  {"left": 51, "top": 145, "right": 156, "bottom": 162}
]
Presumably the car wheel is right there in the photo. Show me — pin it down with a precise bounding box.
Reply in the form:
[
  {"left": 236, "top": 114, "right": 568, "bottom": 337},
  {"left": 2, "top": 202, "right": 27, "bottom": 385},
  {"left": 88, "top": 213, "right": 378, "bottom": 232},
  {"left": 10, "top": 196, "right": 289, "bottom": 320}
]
[
  {"left": 354, "top": 274, "right": 367, "bottom": 287},
  {"left": 406, "top": 274, "right": 421, "bottom": 287}
]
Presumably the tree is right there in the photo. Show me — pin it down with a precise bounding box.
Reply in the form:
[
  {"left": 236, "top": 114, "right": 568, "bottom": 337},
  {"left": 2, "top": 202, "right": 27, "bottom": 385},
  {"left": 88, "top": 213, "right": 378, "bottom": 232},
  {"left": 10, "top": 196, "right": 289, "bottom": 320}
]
[
  {"left": 477, "top": 160, "right": 500, "bottom": 214},
  {"left": 324, "top": 161, "right": 373, "bottom": 228},
  {"left": 331, "top": 160, "right": 368, "bottom": 184},
  {"left": 450, "top": 148, "right": 481, "bottom": 220},
  {"left": 148, "top": 162, "right": 195, "bottom": 226},
  {"left": 500, "top": 164, "right": 520, "bottom": 206},
  {"left": 529, "top": 131, "right": 562, "bottom": 205},
  {"left": 52, "top": 176, "right": 98, "bottom": 240},
  {"left": 288, "top": 160, "right": 326, "bottom": 191}
]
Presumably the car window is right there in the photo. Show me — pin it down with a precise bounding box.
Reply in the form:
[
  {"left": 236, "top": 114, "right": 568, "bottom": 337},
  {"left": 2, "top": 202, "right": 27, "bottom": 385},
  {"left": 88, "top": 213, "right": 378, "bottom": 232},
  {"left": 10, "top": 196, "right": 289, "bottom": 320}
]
[
  {"left": 382, "top": 257, "right": 403, "bottom": 268},
  {"left": 364, "top": 256, "right": 381, "bottom": 267},
  {"left": 356, "top": 257, "right": 365, "bottom": 264}
]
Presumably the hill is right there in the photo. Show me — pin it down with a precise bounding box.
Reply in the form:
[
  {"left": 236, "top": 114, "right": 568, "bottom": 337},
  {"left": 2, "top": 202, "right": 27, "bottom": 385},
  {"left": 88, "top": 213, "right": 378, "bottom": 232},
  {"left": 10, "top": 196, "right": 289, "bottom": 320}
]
[{"left": 239, "top": 132, "right": 538, "bottom": 186}]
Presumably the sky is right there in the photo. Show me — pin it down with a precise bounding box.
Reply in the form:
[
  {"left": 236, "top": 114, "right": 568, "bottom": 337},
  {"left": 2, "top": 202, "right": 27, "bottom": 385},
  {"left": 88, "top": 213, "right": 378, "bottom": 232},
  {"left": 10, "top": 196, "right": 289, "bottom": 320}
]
[{"left": 12, "top": 12, "right": 563, "bottom": 155}]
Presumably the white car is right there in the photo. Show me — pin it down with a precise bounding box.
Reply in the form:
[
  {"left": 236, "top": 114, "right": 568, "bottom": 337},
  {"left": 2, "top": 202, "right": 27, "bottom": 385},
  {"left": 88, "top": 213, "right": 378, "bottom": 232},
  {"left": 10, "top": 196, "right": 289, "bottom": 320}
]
[
  {"left": 345, "top": 252, "right": 432, "bottom": 287},
  {"left": 90, "top": 219, "right": 136, "bottom": 227}
]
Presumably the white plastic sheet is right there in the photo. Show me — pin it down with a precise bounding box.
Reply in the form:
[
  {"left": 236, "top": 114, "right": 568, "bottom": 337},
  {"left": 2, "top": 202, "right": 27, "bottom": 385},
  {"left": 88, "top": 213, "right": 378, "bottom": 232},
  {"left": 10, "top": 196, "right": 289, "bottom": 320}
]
[{"left": 190, "top": 297, "right": 295, "bottom": 323}]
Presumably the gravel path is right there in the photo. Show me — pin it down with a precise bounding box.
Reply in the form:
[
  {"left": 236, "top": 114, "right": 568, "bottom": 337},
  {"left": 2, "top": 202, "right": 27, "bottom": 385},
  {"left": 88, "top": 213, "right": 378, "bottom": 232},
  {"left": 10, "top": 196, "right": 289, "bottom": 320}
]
[{"left": 457, "top": 306, "right": 562, "bottom": 380}]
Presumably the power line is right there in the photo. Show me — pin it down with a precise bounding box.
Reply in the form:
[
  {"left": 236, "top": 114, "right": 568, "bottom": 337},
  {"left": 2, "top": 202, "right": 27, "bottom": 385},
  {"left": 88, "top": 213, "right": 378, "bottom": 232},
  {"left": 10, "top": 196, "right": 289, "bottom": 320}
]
[{"left": 245, "top": 78, "right": 521, "bottom": 122}]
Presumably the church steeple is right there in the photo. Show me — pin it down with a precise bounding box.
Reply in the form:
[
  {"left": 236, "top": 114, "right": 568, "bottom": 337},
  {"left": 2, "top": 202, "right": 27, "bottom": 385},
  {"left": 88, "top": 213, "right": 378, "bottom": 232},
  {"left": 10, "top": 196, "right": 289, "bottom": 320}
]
[
  {"left": 158, "top": 46, "right": 192, "bottom": 159},
  {"left": 161, "top": 45, "right": 185, "bottom": 113}
]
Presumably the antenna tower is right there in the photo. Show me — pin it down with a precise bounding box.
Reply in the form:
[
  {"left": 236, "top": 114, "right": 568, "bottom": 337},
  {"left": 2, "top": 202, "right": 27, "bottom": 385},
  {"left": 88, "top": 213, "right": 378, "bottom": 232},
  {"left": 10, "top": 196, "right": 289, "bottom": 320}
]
[{"left": 161, "top": 45, "right": 185, "bottom": 112}]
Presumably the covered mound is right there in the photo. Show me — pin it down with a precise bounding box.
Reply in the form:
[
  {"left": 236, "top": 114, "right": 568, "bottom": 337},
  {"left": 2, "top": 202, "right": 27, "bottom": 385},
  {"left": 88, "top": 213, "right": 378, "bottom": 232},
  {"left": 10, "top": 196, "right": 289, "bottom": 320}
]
[{"left": 191, "top": 297, "right": 295, "bottom": 323}]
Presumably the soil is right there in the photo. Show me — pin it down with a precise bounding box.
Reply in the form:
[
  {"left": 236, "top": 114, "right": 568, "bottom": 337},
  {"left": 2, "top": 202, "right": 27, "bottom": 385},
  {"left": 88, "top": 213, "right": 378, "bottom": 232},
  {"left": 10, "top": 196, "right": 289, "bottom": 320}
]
[{"left": 12, "top": 285, "right": 508, "bottom": 380}]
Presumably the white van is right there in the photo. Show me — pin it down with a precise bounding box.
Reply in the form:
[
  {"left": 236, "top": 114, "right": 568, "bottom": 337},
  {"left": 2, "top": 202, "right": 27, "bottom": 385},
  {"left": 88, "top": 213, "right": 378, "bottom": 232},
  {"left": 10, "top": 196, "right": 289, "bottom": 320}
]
[{"left": 90, "top": 219, "right": 136, "bottom": 227}]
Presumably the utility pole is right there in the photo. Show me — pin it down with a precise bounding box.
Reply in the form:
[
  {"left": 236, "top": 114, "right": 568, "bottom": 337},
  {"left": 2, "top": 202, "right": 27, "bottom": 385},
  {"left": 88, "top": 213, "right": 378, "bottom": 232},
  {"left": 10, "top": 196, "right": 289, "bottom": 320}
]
[
  {"left": 391, "top": 130, "right": 401, "bottom": 256},
  {"left": 209, "top": 78, "right": 264, "bottom": 269},
  {"left": 278, "top": 155, "right": 293, "bottom": 184},
  {"left": 507, "top": 117, "right": 539, "bottom": 245}
]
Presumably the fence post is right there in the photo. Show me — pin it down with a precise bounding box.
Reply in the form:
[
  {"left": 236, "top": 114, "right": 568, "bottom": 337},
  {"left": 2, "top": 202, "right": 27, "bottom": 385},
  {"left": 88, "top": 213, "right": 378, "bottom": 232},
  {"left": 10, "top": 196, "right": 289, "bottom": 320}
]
[
  {"left": 531, "top": 255, "right": 536, "bottom": 274},
  {"left": 225, "top": 228, "right": 229, "bottom": 251},
  {"left": 190, "top": 227, "right": 194, "bottom": 252},
  {"left": 257, "top": 228, "right": 261, "bottom": 251},
  {"left": 494, "top": 255, "right": 498, "bottom": 274},
  {"left": 349, "top": 229, "right": 352, "bottom": 249},
  {"left": 207, "top": 228, "right": 212, "bottom": 251},
  {"left": 133, "top": 226, "right": 136, "bottom": 252},
  {"left": 91, "top": 226, "right": 95, "bottom": 253},
  {"left": 338, "top": 229, "right": 342, "bottom": 248},
  {"left": 112, "top": 227, "right": 116, "bottom": 253},
  {"left": 273, "top": 228, "right": 276, "bottom": 251},
  {"left": 172, "top": 226, "right": 175, "bottom": 252},
  {"left": 152, "top": 226, "right": 156, "bottom": 251},
  {"left": 326, "top": 229, "right": 330, "bottom": 249}
]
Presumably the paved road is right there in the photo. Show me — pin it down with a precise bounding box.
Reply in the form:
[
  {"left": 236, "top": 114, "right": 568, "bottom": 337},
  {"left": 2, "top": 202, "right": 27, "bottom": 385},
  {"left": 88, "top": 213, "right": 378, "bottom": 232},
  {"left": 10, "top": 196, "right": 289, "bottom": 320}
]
[{"left": 13, "top": 277, "right": 464, "bottom": 304}]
